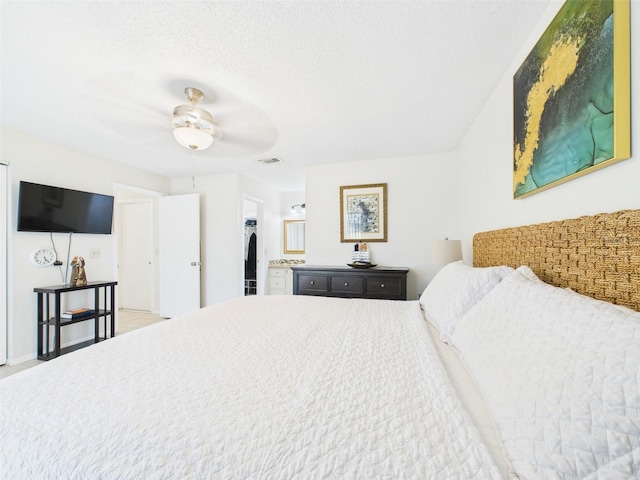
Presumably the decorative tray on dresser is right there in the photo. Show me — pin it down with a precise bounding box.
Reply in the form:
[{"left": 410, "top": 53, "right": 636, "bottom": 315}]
[{"left": 291, "top": 265, "right": 409, "bottom": 300}]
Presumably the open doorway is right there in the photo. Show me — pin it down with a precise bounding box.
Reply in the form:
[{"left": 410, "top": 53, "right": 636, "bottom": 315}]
[
  {"left": 243, "top": 198, "right": 257, "bottom": 296},
  {"left": 242, "top": 196, "right": 263, "bottom": 296},
  {"left": 244, "top": 217, "right": 257, "bottom": 295},
  {"left": 119, "top": 199, "right": 153, "bottom": 310},
  {"left": 113, "top": 184, "right": 162, "bottom": 316}
]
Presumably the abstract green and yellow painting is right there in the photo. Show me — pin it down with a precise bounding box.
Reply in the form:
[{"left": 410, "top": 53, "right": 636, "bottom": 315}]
[{"left": 513, "top": 0, "right": 630, "bottom": 199}]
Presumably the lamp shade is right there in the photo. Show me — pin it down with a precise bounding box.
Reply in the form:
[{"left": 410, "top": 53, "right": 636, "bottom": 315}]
[
  {"left": 432, "top": 239, "right": 463, "bottom": 265},
  {"left": 173, "top": 126, "right": 214, "bottom": 151}
]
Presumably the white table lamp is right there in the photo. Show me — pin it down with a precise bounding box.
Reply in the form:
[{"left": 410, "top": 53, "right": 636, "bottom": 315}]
[{"left": 433, "top": 239, "right": 463, "bottom": 265}]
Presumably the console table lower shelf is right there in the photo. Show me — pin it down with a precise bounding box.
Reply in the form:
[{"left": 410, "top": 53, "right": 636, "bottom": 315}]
[{"left": 34, "top": 281, "right": 117, "bottom": 361}]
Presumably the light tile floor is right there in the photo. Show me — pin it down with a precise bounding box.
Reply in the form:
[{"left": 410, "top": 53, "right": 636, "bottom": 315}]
[
  {"left": 117, "top": 309, "right": 166, "bottom": 334},
  {"left": 0, "top": 310, "right": 164, "bottom": 379}
]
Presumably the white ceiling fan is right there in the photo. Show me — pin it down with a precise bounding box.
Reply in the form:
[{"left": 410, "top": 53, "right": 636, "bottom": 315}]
[
  {"left": 172, "top": 87, "right": 222, "bottom": 151},
  {"left": 82, "top": 72, "right": 278, "bottom": 157}
]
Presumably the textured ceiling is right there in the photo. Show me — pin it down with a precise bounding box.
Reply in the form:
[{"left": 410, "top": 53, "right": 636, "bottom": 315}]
[{"left": 1, "top": 0, "right": 551, "bottom": 191}]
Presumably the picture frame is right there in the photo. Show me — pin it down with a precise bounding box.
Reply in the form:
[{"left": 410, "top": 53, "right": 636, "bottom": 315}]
[
  {"left": 512, "top": 0, "right": 630, "bottom": 199},
  {"left": 340, "top": 183, "right": 387, "bottom": 243}
]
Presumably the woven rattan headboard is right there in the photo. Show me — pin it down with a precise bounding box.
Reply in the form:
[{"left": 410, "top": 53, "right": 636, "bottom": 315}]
[{"left": 473, "top": 210, "right": 640, "bottom": 312}]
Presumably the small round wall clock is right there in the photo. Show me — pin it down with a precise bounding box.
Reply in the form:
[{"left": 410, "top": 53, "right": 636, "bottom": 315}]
[{"left": 31, "top": 248, "right": 57, "bottom": 267}]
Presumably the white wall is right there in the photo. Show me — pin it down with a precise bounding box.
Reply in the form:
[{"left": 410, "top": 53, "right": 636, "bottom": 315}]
[
  {"left": 2, "top": 126, "right": 170, "bottom": 364},
  {"left": 171, "top": 172, "right": 281, "bottom": 305},
  {"left": 305, "top": 1, "right": 639, "bottom": 297},
  {"left": 305, "top": 153, "right": 459, "bottom": 299},
  {"left": 455, "top": 0, "right": 640, "bottom": 261}
]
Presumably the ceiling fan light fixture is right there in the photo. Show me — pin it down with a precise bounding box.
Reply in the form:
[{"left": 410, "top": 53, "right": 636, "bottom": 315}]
[
  {"left": 172, "top": 105, "right": 216, "bottom": 132},
  {"left": 171, "top": 87, "right": 220, "bottom": 151},
  {"left": 173, "top": 126, "right": 214, "bottom": 150}
]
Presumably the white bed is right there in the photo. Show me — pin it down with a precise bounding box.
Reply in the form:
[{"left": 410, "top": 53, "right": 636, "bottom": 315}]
[
  {"left": 2, "top": 295, "right": 503, "bottom": 479},
  {"left": 2, "top": 210, "right": 639, "bottom": 479}
]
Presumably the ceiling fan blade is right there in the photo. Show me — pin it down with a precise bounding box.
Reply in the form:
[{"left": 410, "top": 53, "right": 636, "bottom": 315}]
[
  {"left": 83, "top": 71, "right": 169, "bottom": 114},
  {"left": 82, "top": 73, "right": 279, "bottom": 156},
  {"left": 94, "top": 117, "right": 173, "bottom": 145},
  {"left": 218, "top": 129, "right": 277, "bottom": 150}
]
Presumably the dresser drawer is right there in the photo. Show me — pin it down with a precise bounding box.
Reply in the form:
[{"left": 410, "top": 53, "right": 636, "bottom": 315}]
[
  {"left": 270, "top": 268, "right": 286, "bottom": 278},
  {"left": 269, "top": 277, "right": 286, "bottom": 290},
  {"left": 292, "top": 266, "right": 409, "bottom": 300},
  {"left": 331, "top": 276, "right": 364, "bottom": 294},
  {"left": 366, "top": 276, "right": 403, "bottom": 296},
  {"left": 296, "top": 274, "right": 329, "bottom": 294},
  {"left": 267, "top": 267, "right": 293, "bottom": 295}
]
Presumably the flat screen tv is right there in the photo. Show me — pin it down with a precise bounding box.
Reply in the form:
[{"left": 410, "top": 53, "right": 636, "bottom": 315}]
[{"left": 17, "top": 181, "right": 114, "bottom": 234}]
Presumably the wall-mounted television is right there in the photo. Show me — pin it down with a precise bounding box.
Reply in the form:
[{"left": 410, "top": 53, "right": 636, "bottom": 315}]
[{"left": 17, "top": 181, "right": 114, "bottom": 234}]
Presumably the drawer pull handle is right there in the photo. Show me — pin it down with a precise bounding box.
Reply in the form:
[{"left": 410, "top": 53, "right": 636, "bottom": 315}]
[
  {"left": 381, "top": 284, "right": 385, "bottom": 288},
  {"left": 310, "top": 281, "right": 315, "bottom": 285},
  {"left": 344, "top": 282, "right": 348, "bottom": 286}
]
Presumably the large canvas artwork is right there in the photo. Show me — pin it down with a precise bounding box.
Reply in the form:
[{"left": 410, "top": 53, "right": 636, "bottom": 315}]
[{"left": 513, "top": 0, "right": 630, "bottom": 199}]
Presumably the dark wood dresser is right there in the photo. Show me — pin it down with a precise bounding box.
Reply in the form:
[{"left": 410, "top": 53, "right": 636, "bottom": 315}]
[{"left": 292, "top": 265, "right": 409, "bottom": 300}]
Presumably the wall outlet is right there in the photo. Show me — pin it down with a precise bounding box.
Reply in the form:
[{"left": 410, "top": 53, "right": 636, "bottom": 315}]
[{"left": 89, "top": 248, "right": 101, "bottom": 259}]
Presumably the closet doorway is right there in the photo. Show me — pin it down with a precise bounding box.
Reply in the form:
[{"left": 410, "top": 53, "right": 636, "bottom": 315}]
[
  {"left": 244, "top": 218, "right": 257, "bottom": 295},
  {"left": 242, "top": 197, "right": 263, "bottom": 296}
]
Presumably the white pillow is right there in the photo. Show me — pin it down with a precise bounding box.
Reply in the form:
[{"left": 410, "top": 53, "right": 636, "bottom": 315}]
[
  {"left": 419, "top": 261, "right": 514, "bottom": 342},
  {"left": 449, "top": 267, "right": 640, "bottom": 478},
  {"left": 514, "top": 265, "right": 541, "bottom": 282}
]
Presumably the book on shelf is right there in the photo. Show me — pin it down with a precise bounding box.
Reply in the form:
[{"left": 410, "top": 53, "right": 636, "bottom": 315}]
[{"left": 61, "top": 308, "right": 96, "bottom": 319}]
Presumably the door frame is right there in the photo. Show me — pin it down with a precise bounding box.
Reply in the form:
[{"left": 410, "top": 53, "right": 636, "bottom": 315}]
[
  {"left": 118, "top": 198, "right": 154, "bottom": 311},
  {"left": 242, "top": 195, "right": 264, "bottom": 296},
  {"left": 113, "top": 183, "right": 163, "bottom": 318}
]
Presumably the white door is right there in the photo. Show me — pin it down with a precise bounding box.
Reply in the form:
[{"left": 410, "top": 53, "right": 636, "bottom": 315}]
[
  {"left": 119, "top": 200, "right": 153, "bottom": 311},
  {"left": 159, "top": 194, "right": 200, "bottom": 318},
  {"left": 0, "top": 163, "right": 7, "bottom": 365}
]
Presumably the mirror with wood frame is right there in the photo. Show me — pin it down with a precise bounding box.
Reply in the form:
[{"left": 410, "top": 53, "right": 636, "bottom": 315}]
[{"left": 284, "top": 220, "right": 305, "bottom": 254}]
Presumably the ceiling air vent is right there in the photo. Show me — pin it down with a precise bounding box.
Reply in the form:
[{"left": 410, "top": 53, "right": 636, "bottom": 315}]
[{"left": 258, "top": 157, "right": 281, "bottom": 164}]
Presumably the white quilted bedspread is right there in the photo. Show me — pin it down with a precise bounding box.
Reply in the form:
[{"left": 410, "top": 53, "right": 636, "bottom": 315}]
[
  {"left": 0, "top": 296, "right": 501, "bottom": 479},
  {"left": 451, "top": 270, "right": 640, "bottom": 479}
]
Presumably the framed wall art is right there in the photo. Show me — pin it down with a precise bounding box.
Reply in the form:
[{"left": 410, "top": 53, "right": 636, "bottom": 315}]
[
  {"left": 340, "top": 183, "right": 387, "bottom": 242},
  {"left": 513, "top": 0, "right": 630, "bottom": 199}
]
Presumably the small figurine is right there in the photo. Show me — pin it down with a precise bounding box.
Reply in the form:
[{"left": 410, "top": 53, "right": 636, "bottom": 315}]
[{"left": 70, "top": 256, "right": 88, "bottom": 286}]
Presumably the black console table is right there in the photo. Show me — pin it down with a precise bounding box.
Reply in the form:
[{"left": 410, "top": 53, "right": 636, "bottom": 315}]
[
  {"left": 292, "top": 265, "right": 409, "bottom": 300},
  {"left": 34, "top": 281, "right": 117, "bottom": 360}
]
